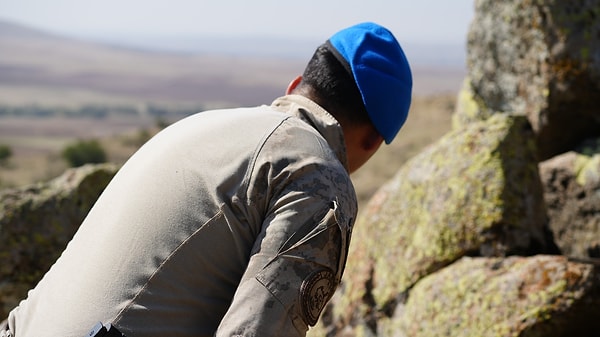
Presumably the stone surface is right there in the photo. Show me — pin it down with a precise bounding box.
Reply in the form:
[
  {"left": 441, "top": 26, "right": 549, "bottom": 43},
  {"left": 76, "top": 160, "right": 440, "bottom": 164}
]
[
  {"left": 458, "top": 0, "right": 600, "bottom": 160},
  {"left": 312, "top": 256, "right": 600, "bottom": 337},
  {"left": 0, "top": 163, "right": 118, "bottom": 318},
  {"left": 394, "top": 255, "right": 600, "bottom": 337},
  {"left": 311, "top": 114, "right": 558, "bottom": 336},
  {"left": 308, "top": 1, "right": 600, "bottom": 335},
  {"left": 540, "top": 138, "right": 600, "bottom": 258}
]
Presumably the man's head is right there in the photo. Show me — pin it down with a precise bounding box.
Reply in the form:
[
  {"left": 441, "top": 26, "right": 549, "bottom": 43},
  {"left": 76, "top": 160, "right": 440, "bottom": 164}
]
[{"left": 288, "top": 22, "right": 412, "bottom": 172}]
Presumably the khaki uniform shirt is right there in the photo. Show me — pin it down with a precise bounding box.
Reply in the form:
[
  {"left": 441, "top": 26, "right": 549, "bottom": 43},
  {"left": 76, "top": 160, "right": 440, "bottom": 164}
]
[{"left": 5, "top": 95, "right": 357, "bottom": 337}]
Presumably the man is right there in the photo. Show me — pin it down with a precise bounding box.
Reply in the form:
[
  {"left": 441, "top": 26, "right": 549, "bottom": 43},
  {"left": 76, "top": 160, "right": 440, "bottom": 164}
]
[{"left": 2, "top": 22, "right": 412, "bottom": 336}]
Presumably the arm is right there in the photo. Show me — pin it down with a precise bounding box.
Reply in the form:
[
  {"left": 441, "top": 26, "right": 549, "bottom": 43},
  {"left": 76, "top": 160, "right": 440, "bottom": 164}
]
[{"left": 216, "top": 159, "right": 356, "bottom": 336}]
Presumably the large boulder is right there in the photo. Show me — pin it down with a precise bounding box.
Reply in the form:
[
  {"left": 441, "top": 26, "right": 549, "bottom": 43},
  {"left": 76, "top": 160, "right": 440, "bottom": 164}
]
[
  {"left": 310, "top": 114, "right": 558, "bottom": 336},
  {"left": 540, "top": 138, "right": 600, "bottom": 258},
  {"left": 312, "top": 254, "right": 600, "bottom": 337},
  {"left": 308, "top": 1, "right": 600, "bottom": 335},
  {"left": 0, "top": 163, "right": 118, "bottom": 318},
  {"left": 456, "top": 0, "right": 600, "bottom": 160},
  {"left": 393, "top": 255, "right": 600, "bottom": 337}
]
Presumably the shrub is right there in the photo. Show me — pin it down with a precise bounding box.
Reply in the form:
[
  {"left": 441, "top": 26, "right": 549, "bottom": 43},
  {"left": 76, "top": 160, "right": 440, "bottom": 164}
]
[
  {"left": 0, "top": 144, "right": 12, "bottom": 165},
  {"left": 62, "top": 140, "right": 107, "bottom": 167},
  {"left": 155, "top": 117, "right": 171, "bottom": 130}
]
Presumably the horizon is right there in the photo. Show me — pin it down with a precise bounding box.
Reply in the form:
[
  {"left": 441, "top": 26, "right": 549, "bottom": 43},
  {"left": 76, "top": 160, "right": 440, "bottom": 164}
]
[
  {"left": 0, "top": 0, "right": 474, "bottom": 65},
  {"left": 0, "top": 17, "right": 468, "bottom": 69},
  {"left": 0, "top": 1, "right": 474, "bottom": 43},
  {"left": 0, "top": 17, "right": 468, "bottom": 108}
]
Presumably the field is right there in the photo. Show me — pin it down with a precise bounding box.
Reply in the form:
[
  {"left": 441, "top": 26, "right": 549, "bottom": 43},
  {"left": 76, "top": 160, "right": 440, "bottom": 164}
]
[
  {"left": 0, "top": 114, "right": 155, "bottom": 186},
  {"left": 0, "top": 94, "right": 456, "bottom": 207},
  {"left": 0, "top": 20, "right": 462, "bottom": 207}
]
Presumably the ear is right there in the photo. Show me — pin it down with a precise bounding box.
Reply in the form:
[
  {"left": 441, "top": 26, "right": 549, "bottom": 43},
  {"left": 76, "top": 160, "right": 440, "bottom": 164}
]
[
  {"left": 286, "top": 75, "right": 303, "bottom": 94},
  {"left": 361, "top": 128, "right": 384, "bottom": 151}
]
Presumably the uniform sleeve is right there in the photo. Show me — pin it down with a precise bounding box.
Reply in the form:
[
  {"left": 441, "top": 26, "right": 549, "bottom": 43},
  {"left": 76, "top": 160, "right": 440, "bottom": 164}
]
[{"left": 215, "top": 154, "right": 357, "bottom": 336}]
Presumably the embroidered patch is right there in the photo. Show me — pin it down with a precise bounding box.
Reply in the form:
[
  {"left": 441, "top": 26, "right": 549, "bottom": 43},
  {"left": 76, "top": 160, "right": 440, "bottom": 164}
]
[{"left": 300, "top": 268, "right": 336, "bottom": 326}]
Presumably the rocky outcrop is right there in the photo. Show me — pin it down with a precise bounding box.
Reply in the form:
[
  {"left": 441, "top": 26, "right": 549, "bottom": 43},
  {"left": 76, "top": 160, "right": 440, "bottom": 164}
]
[
  {"left": 310, "top": 126, "right": 600, "bottom": 336},
  {"left": 309, "top": 1, "right": 600, "bottom": 335},
  {"left": 393, "top": 255, "right": 600, "bottom": 337},
  {"left": 0, "top": 163, "right": 118, "bottom": 318},
  {"left": 308, "top": 114, "right": 570, "bottom": 337},
  {"left": 347, "top": 114, "right": 552, "bottom": 325},
  {"left": 311, "top": 255, "right": 600, "bottom": 337},
  {"left": 455, "top": 0, "right": 600, "bottom": 160}
]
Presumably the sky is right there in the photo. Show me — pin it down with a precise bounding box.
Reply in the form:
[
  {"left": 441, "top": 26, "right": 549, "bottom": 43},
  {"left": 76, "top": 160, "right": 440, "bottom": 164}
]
[{"left": 0, "top": 0, "right": 474, "bottom": 46}]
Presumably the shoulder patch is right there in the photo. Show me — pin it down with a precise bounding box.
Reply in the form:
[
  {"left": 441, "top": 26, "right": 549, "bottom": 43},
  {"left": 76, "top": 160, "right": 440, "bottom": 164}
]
[{"left": 300, "top": 268, "right": 336, "bottom": 326}]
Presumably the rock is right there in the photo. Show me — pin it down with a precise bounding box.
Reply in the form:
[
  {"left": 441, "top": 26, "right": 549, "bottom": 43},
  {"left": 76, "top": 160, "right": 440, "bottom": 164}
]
[
  {"left": 0, "top": 163, "right": 118, "bottom": 318},
  {"left": 540, "top": 138, "right": 600, "bottom": 258},
  {"left": 394, "top": 255, "right": 600, "bottom": 337},
  {"left": 309, "top": 1, "right": 600, "bottom": 335},
  {"left": 313, "top": 114, "right": 557, "bottom": 336},
  {"left": 314, "top": 256, "right": 600, "bottom": 337},
  {"left": 452, "top": 77, "right": 495, "bottom": 131},
  {"left": 459, "top": 0, "right": 600, "bottom": 160}
]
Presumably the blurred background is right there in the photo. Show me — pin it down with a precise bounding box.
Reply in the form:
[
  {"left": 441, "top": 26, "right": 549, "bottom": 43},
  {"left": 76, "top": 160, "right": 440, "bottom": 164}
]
[{"left": 0, "top": 0, "right": 474, "bottom": 204}]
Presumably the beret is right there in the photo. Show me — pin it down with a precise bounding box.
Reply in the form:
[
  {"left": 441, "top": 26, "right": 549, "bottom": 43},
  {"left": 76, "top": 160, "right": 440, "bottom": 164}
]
[{"left": 328, "top": 22, "right": 412, "bottom": 144}]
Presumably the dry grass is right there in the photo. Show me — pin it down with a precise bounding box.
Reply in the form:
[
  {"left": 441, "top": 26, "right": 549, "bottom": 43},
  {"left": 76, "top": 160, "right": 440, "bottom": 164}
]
[
  {"left": 0, "top": 22, "right": 460, "bottom": 193},
  {"left": 0, "top": 22, "right": 463, "bottom": 191},
  {"left": 0, "top": 94, "right": 456, "bottom": 208},
  {"left": 0, "top": 115, "right": 157, "bottom": 187}
]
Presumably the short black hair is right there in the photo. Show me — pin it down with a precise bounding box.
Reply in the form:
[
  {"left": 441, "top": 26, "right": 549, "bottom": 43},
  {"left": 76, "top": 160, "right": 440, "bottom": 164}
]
[{"left": 299, "top": 43, "right": 371, "bottom": 127}]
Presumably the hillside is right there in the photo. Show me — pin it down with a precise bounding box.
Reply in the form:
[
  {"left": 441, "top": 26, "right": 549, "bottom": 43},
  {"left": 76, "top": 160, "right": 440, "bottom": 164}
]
[
  {"left": 0, "top": 20, "right": 462, "bottom": 201},
  {"left": 0, "top": 20, "right": 302, "bottom": 108},
  {"left": 0, "top": 20, "right": 465, "bottom": 108}
]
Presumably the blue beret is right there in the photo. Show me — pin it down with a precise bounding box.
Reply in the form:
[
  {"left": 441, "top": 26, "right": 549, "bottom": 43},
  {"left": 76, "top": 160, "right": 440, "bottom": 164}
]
[{"left": 328, "top": 22, "right": 412, "bottom": 144}]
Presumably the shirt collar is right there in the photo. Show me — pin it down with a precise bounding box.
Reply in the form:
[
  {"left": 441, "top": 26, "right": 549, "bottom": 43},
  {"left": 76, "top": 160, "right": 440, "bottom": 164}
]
[{"left": 271, "top": 95, "right": 348, "bottom": 170}]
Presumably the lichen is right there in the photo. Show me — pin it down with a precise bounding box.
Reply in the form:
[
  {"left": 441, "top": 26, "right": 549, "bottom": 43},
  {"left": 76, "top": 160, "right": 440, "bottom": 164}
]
[
  {"left": 394, "top": 256, "right": 590, "bottom": 337},
  {"left": 452, "top": 79, "right": 494, "bottom": 131},
  {"left": 574, "top": 154, "right": 600, "bottom": 186}
]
